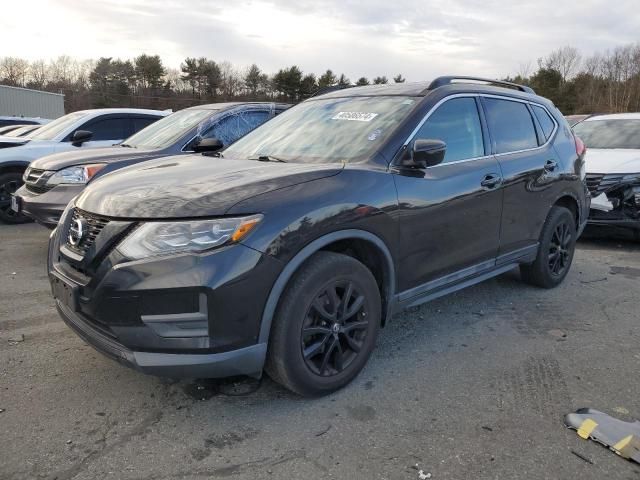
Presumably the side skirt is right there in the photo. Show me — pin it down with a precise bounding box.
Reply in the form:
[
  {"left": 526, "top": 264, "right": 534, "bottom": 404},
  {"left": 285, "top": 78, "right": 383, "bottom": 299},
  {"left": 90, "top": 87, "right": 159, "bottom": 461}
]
[{"left": 391, "top": 244, "right": 538, "bottom": 314}]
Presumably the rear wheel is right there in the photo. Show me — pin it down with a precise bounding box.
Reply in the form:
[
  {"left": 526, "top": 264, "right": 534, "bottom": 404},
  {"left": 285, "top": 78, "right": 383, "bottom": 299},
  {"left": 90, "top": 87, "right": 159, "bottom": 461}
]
[
  {"left": 0, "top": 172, "right": 30, "bottom": 224},
  {"left": 520, "top": 206, "right": 576, "bottom": 288},
  {"left": 266, "top": 251, "right": 381, "bottom": 396}
]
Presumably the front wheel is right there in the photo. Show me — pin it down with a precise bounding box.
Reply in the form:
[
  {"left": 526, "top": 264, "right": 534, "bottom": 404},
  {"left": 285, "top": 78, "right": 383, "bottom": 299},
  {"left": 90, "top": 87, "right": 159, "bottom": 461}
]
[
  {"left": 266, "top": 251, "right": 381, "bottom": 396},
  {"left": 520, "top": 206, "right": 576, "bottom": 288},
  {"left": 0, "top": 172, "right": 31, "bottom": 224}
]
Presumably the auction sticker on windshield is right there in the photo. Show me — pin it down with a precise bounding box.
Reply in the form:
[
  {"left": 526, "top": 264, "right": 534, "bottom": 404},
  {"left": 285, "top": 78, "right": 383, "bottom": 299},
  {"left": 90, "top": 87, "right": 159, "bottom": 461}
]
[{"left": 332, "top": 112, "right": 378, "bottom": 122}]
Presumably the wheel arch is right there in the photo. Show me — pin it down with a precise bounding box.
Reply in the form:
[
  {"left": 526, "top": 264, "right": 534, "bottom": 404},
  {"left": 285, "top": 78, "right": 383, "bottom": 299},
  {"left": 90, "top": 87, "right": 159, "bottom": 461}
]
[
  {"left": 552, "top": 193, "right": 580, "bottom": 228},
  {"left": 258, "top": 229, "right": 396, "bottom": 344},
  {"left": 0, "top": 161, "right": 29, "bottom": 175}
]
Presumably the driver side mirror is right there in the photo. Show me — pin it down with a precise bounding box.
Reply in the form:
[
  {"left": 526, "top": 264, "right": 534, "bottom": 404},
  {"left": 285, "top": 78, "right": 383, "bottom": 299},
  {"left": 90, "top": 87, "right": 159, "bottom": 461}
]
[
  {"left": 193, "top": 137, "right": 224, "bottom": 153},
  {"left": 400, "top": 139, "right": 447, "bottom": 168},
  {"left": 71, "top": 130, "right": 93, "bottom": 146}
]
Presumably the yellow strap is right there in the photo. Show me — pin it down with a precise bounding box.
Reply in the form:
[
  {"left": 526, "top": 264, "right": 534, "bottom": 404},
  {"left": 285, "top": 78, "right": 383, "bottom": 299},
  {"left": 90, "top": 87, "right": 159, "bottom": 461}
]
[
  {"left": 577, "top": 419, "right": 598, "bottom": 439},
  {"left": 612, "top": 435, "right": 633, "bottom": 457}
]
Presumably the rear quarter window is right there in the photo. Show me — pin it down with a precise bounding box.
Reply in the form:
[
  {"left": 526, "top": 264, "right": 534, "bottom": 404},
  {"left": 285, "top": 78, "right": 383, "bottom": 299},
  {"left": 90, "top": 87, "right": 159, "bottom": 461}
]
[
  {"left": 532, "top": 105, "right": 556, "bottom": 141},
  {"left": 484, "top": 98, "right": 538, "bottom": 154}
]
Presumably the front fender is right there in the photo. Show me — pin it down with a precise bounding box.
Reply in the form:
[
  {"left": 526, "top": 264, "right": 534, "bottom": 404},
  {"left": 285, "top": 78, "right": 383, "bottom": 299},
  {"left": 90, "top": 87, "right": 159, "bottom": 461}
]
[{"left": 256, "top": 229, "right": 396, "bottom": 344}]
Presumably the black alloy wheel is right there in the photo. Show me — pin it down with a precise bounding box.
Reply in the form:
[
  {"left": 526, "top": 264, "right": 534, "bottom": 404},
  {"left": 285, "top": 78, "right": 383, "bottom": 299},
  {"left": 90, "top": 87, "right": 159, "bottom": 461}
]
[
  {"left": 548, "top": 221, "right": 572, "bottom": 276},
  {"left": 521, "top": 206, "right": 576, "bottom": 288},
  {"left": 266, "top": 251, "right": 381, "bottom": 396},
  {"left": 301, "top": 280, "right": 369, "bottom": 377}
]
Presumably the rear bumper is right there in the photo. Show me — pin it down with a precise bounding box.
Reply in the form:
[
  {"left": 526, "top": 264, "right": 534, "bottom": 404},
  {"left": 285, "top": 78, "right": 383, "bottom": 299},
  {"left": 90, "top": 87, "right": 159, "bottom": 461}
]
[
  {"left": 56, "top": 300, "right": 267, "bottom": 378},
  {"left": 15, "top": 184, "right": 82, "bottom": 228}
]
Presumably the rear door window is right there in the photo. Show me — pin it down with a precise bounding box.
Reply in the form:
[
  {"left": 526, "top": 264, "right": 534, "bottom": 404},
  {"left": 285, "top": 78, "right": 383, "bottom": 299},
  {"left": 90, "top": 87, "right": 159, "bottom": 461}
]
[
  {"left": 203, "top": 110, "right": 271, "bottom": 147},
  {"left": 532, "top": 105, "right": 556, "bottom": 142},
  {"left": 484, "top": 98, "right": 538, "bottom": 154},
  {"left": 413, "top": 97, "right": 484, "bottom": 163}
]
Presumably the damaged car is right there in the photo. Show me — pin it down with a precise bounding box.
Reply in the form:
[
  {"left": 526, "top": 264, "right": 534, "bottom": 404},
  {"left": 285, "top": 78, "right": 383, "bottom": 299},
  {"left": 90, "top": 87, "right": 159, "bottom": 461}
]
[
  {"left": 48, "top": 77, "right": 588, "bottom": 396},
  {"left": 573, "top": 113, "right": 640, "bottom": 235},
  {"left": 13, "top": 103, "right": 289, "bottom": 228}
]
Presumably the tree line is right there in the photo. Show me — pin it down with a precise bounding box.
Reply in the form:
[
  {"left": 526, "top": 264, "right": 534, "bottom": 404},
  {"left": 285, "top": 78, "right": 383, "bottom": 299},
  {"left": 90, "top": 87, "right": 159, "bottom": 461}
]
[
  {"left": 0, "top": 54, "right": 405, "bottom": 113},
  {"left": 1, "top": 43, "right": 639, "bottom": 114}
]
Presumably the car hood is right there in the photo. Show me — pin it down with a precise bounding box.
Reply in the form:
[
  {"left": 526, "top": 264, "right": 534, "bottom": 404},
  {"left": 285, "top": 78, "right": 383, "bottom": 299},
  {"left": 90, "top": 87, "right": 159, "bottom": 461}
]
[
  {"left": 586, "top": 149, "right": 640, "bottom": 174},
  {"left": 75, "top": 155, "right": 344, "bottom": 218},
  {"left": 30, "top": 146, "right": 161, "bottom": 170}
]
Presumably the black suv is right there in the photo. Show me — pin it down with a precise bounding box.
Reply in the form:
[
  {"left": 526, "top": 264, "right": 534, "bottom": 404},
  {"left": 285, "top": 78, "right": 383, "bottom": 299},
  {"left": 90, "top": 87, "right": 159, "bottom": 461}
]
[{"left": 48, "top": 77, "right": 589, "bottom": 396}]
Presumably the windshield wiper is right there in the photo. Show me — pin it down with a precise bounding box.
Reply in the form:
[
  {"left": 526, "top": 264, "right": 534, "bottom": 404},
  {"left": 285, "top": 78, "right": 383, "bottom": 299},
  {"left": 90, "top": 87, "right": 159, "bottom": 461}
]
[
  {"left": 120, "top": 143, "right": 135, "bottom": 148},
  {"left": 250, "top": 155, "right": 287, "bottom": 163}
]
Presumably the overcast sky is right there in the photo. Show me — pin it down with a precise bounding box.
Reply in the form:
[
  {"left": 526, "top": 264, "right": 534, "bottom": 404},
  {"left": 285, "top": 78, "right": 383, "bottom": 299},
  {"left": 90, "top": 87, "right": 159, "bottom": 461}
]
[{"left": 2, "top": 0, "right": 639, "bottom": 80}]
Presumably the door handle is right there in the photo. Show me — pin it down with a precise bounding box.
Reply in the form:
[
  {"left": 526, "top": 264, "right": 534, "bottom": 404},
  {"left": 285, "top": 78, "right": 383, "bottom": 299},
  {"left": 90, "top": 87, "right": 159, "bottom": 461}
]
[
  {"left": 544, "top": 160, "right": 558, "bottom": 172},
  {"left": 481, "top": 173, "right": 502, "bottom": 189}
]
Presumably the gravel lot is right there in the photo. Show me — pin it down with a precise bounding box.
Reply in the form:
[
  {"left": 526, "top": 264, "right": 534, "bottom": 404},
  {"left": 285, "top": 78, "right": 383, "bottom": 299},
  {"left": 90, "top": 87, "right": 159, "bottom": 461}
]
[{"left": 1, "top": 223, "right": 639, "bottom": 480}]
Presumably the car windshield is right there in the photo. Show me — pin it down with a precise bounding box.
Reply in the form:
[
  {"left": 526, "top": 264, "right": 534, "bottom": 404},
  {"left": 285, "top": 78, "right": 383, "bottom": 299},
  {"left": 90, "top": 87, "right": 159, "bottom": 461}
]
[
  {"left": 573, "top": 119, "right": 640, "bottom": 149},
  {"left": 223, "top": 96, "right": 418, "bottom": 163},
  {"left": 27, "top": 111, "right": 88, "bottom": 141},
  {"left": 124, "top": 108, "right": 216, "bottom": 149}
]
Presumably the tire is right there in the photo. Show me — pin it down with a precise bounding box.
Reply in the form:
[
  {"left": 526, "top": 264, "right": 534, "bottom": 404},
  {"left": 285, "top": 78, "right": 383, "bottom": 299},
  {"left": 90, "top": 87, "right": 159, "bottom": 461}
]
[
  {"left": 0, "top": 171, "right": 31, "bottom": 224},
  {"left": 520, "top": 206, "right": 576, "bottom": 288},
  {"left": 265, "top": 251, "right": 381, "bottom": 396}
]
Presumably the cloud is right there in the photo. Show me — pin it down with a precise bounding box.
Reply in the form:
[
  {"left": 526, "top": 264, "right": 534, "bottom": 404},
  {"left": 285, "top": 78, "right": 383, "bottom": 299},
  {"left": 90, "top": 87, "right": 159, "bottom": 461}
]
[{"left": 1, "top": 0, "right": 639, "bottom": 81}]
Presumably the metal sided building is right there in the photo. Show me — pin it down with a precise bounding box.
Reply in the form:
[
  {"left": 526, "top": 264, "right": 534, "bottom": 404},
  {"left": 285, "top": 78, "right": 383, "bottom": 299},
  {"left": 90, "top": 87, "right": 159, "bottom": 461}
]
[{"left": 0, "top": 85, "right": 65, "bottom": 119}]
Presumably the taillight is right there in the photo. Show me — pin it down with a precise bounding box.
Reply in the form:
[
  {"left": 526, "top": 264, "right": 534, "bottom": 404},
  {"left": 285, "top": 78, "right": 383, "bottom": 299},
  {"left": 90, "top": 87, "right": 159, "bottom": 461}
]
[{"left": 574, "top": 135, "right": 586, "bottom": 157}]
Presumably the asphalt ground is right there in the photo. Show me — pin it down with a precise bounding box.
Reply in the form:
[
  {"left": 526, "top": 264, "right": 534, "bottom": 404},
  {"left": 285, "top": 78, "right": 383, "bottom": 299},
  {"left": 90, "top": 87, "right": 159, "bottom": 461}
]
[{"left": 1, "top": 223, "right": 639, "bottom": 480}]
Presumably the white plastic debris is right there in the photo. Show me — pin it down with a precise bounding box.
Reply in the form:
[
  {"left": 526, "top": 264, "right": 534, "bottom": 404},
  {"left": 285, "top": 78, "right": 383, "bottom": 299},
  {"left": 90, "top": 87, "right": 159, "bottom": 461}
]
[
  {"left": 418, "top": 470, "right": 432, "bottom": 479},
  {"left": 590, "top": 192, "right": 614, "bottom": 212}
]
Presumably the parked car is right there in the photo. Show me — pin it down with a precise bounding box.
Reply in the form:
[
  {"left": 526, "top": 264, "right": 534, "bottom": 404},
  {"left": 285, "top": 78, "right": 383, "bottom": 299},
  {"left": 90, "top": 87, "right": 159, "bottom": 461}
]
[
  {"left": 13, "top": 103, "right": 289, "bottom": 228},
  {"left": 0, "top": 108, "right": 169, "bottom": 223},
  {"left": 0, "top": 116, "right": 50, "bottom": 128},
  {"left": 572, "top": 113, "right": 640, "bottom": 234},
  {"left": 48, "top": 77, "right": 588, "bottom": 396},
  {"left": 4, "top": 125, "right": 41, "bottom": 137},
  {"left": 0, "top": 124, "right": 30, "bottom": 136},
  {"left": 565, "top": 114, "right": 594, "bottom": 127}
]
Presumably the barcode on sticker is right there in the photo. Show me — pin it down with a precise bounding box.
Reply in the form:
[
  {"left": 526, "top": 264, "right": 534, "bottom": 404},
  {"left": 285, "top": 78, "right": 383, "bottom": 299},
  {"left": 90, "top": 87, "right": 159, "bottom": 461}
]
[{"left": 332, "top": 112, "right": 378, "bottom": 122}]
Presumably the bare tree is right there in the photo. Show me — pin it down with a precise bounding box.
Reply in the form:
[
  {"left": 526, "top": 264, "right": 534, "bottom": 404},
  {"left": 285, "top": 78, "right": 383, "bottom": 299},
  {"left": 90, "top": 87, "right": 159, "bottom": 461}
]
[
  {"left": 29, "top": 60, "right": 49, "bottom": 89},
  {"left": 516, "top": 60, "right": 533, "bottom": 80},
  {"left": 544, "top": 46, "right": 582, "bottom": 82},
  {"left": 0, "top": 57, "right": 29, "bottom": 86}
]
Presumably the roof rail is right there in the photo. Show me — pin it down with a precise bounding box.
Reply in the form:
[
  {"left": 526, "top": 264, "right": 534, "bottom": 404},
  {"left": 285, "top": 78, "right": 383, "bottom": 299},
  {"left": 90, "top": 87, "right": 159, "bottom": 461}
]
[{"left": 428, "top": 76, "right": 535, "bottom": 94}]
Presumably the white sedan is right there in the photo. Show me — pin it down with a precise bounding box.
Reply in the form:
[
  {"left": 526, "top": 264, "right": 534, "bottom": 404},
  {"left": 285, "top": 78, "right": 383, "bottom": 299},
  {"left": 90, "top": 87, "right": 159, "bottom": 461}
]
[{"left": 573, "top": 113, "right": 640, "bottom": 234}]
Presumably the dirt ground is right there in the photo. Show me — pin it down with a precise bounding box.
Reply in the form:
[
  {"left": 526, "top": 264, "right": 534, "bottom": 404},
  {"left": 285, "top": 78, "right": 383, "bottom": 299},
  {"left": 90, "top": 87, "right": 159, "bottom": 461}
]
[{"left": 1, "top": 223, "right": 639, "bottom": 480}]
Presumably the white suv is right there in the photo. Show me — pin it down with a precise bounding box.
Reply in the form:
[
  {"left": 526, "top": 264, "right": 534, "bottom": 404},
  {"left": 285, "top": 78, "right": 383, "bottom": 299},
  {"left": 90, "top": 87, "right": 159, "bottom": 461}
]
[{"left": 0, "top": 108, "right": 169, "bottom": 223}]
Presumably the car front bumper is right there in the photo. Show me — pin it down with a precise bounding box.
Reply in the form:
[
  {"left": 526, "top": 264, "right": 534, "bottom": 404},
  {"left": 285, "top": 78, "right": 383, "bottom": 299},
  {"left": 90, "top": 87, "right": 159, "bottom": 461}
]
[
  {"left": 56, "top": 300, "right": 268, "bottom": 378},
  {"left": 48, "top": 217, "right": 283, "bottom": 379},
  {"left": 16, "top": 184, "right": 83, "bottom": 228}
]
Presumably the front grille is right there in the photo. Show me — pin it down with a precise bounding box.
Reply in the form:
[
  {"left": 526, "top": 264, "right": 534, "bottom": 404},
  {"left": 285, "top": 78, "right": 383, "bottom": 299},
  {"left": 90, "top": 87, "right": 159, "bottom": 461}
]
[
  {"left": 25, "top": 167, "right": 46, "bottom": 183},
  {"left": 585, "top": 173, "right": 625, "bottom": 195},
  {"left": 65, "top": 209, "right": 110, "bottom": 256},
  {"left": 24, "top": 168, "right": 54, "bottom": 195},
  {"left": 26, "top": 183, "right": 53, "bottom": 194}
]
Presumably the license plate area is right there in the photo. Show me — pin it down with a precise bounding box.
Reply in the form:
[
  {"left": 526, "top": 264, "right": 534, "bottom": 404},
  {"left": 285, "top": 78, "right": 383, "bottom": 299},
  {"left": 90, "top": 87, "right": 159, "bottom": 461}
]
[{"left": 51, "top": 274, "right": 78, "bottom": 311}]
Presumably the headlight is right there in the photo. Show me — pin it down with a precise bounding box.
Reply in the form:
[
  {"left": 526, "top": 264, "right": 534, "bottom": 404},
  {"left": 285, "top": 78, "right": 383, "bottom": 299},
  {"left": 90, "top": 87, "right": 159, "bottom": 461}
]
[
  {"left": 117, "top": 215, "right": 263, "bottom": 260},
  {"left": 47, "top": 164, "right": 106, "bottom": 186}
]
